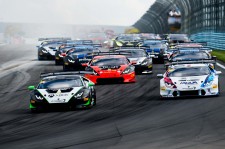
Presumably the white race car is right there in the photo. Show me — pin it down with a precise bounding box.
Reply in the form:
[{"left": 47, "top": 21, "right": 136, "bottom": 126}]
[{"left": 157, "top": 64, "right": 222, "bottom": 98}]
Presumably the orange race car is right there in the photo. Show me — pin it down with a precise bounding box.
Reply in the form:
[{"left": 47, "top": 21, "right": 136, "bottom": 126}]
[{"left": 84, "top": 54, "right": 136, "bottom": 84}]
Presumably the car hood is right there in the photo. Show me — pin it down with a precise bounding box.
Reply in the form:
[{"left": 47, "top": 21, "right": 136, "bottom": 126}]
[
  {"left": 129, "top": 57, "right": 146, "bottom": 64},
  {"left": 37, "top": 87, "right": 83, "bottom": 103}
]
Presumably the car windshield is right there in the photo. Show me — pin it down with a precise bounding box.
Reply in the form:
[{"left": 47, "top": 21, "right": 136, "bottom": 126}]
[
  {"left": 168, "top": 66, "right": 210, "bottom": 77},
  {"left": 172, "top": 52, "right": 210, "bottom": 61},
  {"left": 91, "top": 57, "right": 128, "bottom": 66},
  {"left": 119, "top": 50, "right": 147, "bottom": 58},
  {"left": 38, "top": 78, "right": 83, "bottom": 89}
]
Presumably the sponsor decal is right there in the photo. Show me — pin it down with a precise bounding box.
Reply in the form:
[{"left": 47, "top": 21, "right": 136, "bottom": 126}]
[{"left": 180, "top": 81, "right": 198, "bottom": 85}]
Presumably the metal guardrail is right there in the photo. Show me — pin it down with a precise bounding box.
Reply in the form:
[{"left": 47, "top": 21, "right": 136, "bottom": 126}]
[{"left": 190, "top": 32, "right": 225, "bottom": 50}]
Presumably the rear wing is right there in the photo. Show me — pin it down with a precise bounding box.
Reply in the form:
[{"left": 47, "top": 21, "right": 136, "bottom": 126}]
[
  {"left": 38, "top": 37, "right": 71, "bottom": 41},
  {"left": 170, "top": 42, "right": 207, "bottom": 47},
  {"left": 40, "top": 71, "right": 94, "bottom": 78},
  {"left": 165, "top": 59, "right": 216, "bottom": 67}
]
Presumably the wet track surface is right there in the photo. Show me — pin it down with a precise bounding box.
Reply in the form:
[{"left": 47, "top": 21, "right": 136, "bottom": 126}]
[{"left": 1, "top": 45, "right": 225, "bottom": 149}]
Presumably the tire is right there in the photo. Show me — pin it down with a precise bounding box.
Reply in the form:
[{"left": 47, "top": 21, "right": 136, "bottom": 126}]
[
  {"left": 63, "top": 65, "right": 69, "bottom": 71},
  {"left": 55, "top": 60, "right": 60, "bottom": 65},
  {"left": 159, "top": 57, "right": 165, "bottom": 64},
  {"left": 30, "top": 108, "right": 39, "bottom": 113},
  {"left": 38, "top": 55, "right": 43, "bottom": 61},
  {"left": 92, "top": 90, "right": 97, "bottom": 106}
]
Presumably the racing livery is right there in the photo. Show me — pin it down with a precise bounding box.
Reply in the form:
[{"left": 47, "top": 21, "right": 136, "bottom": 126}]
[
  {"left": 28, "top": 72, "right": 96, "bottom": 112},
  {"left": 157, "top": 64, "right": 221, "bottom": 98},
  {"left": 84, "top": 54, "right": 136, "bottom": 84}
]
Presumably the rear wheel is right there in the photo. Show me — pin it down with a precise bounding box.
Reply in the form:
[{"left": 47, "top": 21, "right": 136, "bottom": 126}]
[
  {"left": 63, "top": 65, "right": 69, "bottom": 71},
  {"left": 55, "top": 60, "right": 60, "bottom": 65},
  {"left": 38, "top": 55, "right": 43, "bottom": 61}
]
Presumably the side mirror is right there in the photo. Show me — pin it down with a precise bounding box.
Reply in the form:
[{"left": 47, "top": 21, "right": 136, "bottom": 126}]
[
  {"left": 157, "top": 74, "right": 164, "bottom": 78},
  {"left": 88, "top": 82, "right": 95, "bottom": 87},
  {"left": 28, "top": 86, "right": 35, "bottom": 90},
  {"left": 216, "top": 71, "right": 222, "bottom": 75}
]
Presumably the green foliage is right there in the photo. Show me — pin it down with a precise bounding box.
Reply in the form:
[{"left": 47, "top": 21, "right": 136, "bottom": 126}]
[{"left": 212, "top": 50, "right": 225, "bottom": 63}]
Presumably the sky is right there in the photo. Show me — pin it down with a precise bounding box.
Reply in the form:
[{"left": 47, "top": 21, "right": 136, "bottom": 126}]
[{"left": 0, "top": 0, "right": 156, "bottom": 26}]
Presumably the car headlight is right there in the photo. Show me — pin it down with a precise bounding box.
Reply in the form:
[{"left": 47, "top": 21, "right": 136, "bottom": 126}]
[
  {"left": 74, "top": 90, "right": 89, "bottom": 99},
  {"left": 122, "top": 66, "right": 135, "bottom": 74},
  {"left": 35, "top": 95, "right": 44, "bottom": 100},
  {"left": 68, "top": 59, "right": 75, "bottom": 63},
  {"left": 141, "top": 60, "right": 148, "bottom": 65},
  {"left": 41, "top": 48, "right": 48, "bottom": 53},
  {"left": 116, "top": 41, "right": 123, "bottom": 47},
  {"left": 74, "top": 91, "right": 84, "bottom": 99},
  {"left": 85, "top": 67, "right": 99, "bottom": 76}
]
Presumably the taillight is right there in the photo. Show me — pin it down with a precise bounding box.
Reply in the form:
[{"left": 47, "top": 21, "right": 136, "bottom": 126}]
[
  {"left": 164, "top": 77, "right": 177, "bottom": 88},
  {"left": 61, "top": 53, "right": 67, "bottom": 57}
]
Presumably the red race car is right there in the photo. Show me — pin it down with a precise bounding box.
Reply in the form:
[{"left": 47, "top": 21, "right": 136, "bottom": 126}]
[{"left": 84, "top": 55, "right": 136, "bottom": 84}]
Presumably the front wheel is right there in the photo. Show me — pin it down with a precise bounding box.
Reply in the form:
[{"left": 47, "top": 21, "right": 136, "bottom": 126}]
[
  {"left": 38, "top": 55, "right": 43, "bottom": 60},
  {"left": 55, "top": 60, "right": 60, "bottom": 65},
  {"left": 63, "top": 65, "right": 69, "bottom": 71}
]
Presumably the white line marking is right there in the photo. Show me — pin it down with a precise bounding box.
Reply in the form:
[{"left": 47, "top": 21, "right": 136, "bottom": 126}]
[{"left": 216, "top": 62, "right": 225, "bottom": 69}]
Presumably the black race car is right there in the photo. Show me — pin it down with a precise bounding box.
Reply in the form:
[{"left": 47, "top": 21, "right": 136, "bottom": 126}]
[
  {"left": 116, "top": 48, "right": 153, "bottom": 74},
  {"left": 28, "top": 72, "right": 96, "bottom": 112},
  {"left": 63, "top": 46, "right": 100, "bottom": 71},
  {"left": 37, "top": 38, "right": 71, "bottom": 60}
]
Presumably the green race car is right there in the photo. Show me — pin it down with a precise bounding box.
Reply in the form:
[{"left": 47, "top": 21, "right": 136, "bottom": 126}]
[{"left": 28, "top": 72, "right": 96, "bottom": 112}]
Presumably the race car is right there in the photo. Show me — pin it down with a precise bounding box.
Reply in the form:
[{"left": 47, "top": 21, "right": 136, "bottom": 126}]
[
  {"left": 157, "top": 64, "right": 221, "bottom": 98},
  {"left": 55, "top": 40, "right": 94, "bottom": 65},
  {"left": 115, "top": 48, "right": 153, "bottom": 74},
  {"left": 37, "top": 38, "right": 71, "bottom": 60},
  {"left": 167, "top": 34, "right": 190, "bottom": 44},
  {"left": 110, "top": 34, "right": 142, "bottom": 49},
  {"left": 28, "top": 72, "right": 96, "bottom": 112},
  {"left": 139, "top": 33, "right": 161, "bottom": 40},
  {"left": 84, "top": 54, "right": 136, "bottom": 84},
  {"left": 63, "top": 45, "right": 100, "bottom": 71},
  {"left": 140, "top": 40, "right": 167, "bottom": 63}
]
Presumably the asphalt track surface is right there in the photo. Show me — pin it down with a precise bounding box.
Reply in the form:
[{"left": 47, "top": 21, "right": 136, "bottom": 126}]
[{"left": 1, "top": 44, "right": 225, "bottom": 149}]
